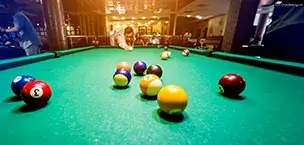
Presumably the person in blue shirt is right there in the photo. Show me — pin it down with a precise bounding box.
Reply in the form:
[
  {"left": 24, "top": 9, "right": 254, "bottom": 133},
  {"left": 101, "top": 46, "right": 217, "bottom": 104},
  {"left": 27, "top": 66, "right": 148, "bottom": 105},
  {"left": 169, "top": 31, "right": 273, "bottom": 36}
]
[{"left": 0, "top": 0, "right": 42, "bottom": 56}]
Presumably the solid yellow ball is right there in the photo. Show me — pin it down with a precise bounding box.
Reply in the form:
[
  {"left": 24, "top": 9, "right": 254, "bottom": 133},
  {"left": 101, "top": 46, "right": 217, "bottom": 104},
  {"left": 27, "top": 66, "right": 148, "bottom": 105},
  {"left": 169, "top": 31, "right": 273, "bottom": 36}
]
[{"left": 157, "top": 85, "right": 188, "bottom": 114}]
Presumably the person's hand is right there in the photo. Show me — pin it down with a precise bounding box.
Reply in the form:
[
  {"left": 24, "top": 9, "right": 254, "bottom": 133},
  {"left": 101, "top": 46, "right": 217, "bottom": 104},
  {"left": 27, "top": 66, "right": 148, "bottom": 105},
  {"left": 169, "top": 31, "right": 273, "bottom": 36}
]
[{"left": 5, "top": 41, "right": 11, "bottom": 46}]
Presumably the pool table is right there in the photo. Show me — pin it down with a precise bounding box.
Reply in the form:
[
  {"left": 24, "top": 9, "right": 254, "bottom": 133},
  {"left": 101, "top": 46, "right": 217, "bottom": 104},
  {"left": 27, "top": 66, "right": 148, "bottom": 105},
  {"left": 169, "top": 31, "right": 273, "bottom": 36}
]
[{"left": 0, "top": 46, "right": 304, "bottom": 145}]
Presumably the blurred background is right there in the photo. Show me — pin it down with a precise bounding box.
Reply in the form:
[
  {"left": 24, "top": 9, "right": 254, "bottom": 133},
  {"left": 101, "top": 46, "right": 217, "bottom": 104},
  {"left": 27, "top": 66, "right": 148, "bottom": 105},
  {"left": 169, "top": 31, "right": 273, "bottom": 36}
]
[{"left": 0, "top": 0, "right": 303, "bottom": 63}]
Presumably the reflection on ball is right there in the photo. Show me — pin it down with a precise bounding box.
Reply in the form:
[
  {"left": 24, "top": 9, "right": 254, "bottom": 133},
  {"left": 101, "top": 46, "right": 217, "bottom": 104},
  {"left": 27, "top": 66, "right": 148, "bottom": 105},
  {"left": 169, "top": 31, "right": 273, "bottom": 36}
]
[
  {"left": 139, "top": 74, "right": 162, "bottom": 97},
  {"left": 157, "top": 85, "right": 188, "bottom": 115}
]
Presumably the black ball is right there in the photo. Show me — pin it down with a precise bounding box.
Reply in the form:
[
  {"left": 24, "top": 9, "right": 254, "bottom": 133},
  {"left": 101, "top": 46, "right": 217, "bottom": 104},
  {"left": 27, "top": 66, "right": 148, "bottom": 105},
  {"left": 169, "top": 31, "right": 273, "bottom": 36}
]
[{"left": 147, "top": 65, "right": 163, "bottom": 78}]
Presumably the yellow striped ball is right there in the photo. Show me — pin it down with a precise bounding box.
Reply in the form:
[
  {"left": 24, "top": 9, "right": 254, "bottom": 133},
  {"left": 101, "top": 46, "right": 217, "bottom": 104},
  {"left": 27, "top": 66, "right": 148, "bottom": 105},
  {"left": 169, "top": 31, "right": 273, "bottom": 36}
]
[{"left": 139, "top": 74, "right": 163, "bottom": 97}]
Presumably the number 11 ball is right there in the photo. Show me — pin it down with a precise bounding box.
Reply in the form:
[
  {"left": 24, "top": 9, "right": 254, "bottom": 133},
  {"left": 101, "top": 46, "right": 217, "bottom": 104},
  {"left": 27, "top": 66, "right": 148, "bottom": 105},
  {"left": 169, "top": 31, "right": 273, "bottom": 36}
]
[
  {"left": 218, "top": 74, "right": 246, "bottom": 97},
  {"left": 11, "top": 75, "right": 36, "bottom": 97},
  {"left": 113, "top": 69, "right": 132, "bottom": 87},
  {"left": 21, "top": 80, "right": 52, "bottom": 106}
]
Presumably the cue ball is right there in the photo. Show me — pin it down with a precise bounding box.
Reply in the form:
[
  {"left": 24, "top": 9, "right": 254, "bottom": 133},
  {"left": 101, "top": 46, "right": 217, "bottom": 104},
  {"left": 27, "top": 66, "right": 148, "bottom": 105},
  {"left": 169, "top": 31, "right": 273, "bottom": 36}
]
[
  {"left": 113, "top": 69, "right": 132, "bottom": 87},
  {"left": 157, "top": 85, "right": 188, "bottom": 115},
  {"left": 139, "top": 74, "right": 162, "bottom": 97},
  {"left": 21, "top": 80, "right": 52, "bottom": 106},
  {"left": 11, "top": 75, "right": 36, "bottom": 97},
  {"left": 133, "top": 61, "right": 147, "bottom": 76},
  {"left": 218, "top": 74, "right": 246, "bottom": 97},
  {"left": 147, "top": 64, "right": 163, "bottom": 78},
  {"left": 116, "top": 62, "right": 131, "bottom": 72}
]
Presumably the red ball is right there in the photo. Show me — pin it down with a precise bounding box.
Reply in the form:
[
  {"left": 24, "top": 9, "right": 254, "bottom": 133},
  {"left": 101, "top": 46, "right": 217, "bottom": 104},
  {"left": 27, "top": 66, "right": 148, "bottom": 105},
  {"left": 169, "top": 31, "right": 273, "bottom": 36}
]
[
  {"left": 218, "top": 74, "right": 246, "bottom": 96},
  {"left": 21, "top": 80, "right": 52, "bottom": 106},
  {"left": 182, "top": 49, "right": 190, "bottom": 56}
]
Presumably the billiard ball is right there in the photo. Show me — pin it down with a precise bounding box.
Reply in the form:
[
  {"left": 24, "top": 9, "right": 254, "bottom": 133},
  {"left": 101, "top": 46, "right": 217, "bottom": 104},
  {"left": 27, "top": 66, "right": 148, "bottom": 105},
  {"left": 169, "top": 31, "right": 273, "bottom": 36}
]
[
  {"left": 147, "top": 64, "right": 163, "bottom": 78},
  {"left": 160, "top": 52, "right": 169, "bottom": 60},
  {"left": 129, "top": 46, "right": 134, "bottom": 51},
  {"left": 157, "top": 85, "right": 188, "bottom": 115},
  {"left": 218, "top": 74, "right": 246, "bottom": 96},
  {"left": 21, "top": 80, "right": 52, "bottom": 106},
  {"left": 164, "top": 46, "right": 168, "bottom": 49},
  {"left": 165, "top": 50, "right": 171, "bottom": 57},
  {"left": 116, "top": 62, "right": 131, "bottom": 72},
  {"left": 133, "top": 61, "right": 147, "bottom": 76},
  {"left": 182, "top": 49, "right": 190, "bottom": 56},
  {"left": 113, "top": 69, "right": 132, "bottom": 87},
  {"left": 139, "top": 74, "right": 163, "bottom": 97},
  {"left": 11, "top": 75, "right": 36, "bottom": 97}
]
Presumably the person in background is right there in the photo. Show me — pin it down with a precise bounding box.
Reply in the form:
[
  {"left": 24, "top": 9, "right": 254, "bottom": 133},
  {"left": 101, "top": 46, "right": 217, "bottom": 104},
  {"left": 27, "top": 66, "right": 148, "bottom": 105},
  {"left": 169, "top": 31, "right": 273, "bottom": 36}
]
[
  {"left": 0, "top": 0, "right": 42, "bottom": 56},
  {"left": 149, "top": 32, "right": 160, "bottom": 45},
  {"left": 141, "top": 36, "right": 149, "bottom": 46},
  {"left": 183, "top": 30, "right": 192, "bottom": 44},
  {"left": 194, "top": 38, "right": 208, "bottom": 49},
  {"left": 134, "top": 33, "right": 142, "bottom": 45},
  {"left": 112, "top": 26, "right": 134, "bottom": 50},
  {"left": 109, "top": 25, "right": 115, "bottom": 46}
]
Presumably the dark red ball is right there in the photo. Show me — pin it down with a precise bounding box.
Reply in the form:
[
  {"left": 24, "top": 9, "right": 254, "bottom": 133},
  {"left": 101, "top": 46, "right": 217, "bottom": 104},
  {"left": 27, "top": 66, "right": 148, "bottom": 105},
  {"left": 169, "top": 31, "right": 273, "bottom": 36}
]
[
  {"left": 218, "top": 74, "right": 246, "bottom": 96},
  {"left": 21, "top": 80, "right": 52, "bottom": 107}
]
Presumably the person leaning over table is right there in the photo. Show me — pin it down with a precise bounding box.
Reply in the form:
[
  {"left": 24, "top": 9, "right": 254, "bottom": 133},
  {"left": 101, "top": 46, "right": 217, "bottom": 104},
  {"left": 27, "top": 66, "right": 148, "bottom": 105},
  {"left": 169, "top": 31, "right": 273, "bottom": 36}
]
[
  {"left": 0, "top": 0, "right": 42, "bottom": 56},
  {"left": 111, "top": 26, "right": 135, "bottom": 50}
]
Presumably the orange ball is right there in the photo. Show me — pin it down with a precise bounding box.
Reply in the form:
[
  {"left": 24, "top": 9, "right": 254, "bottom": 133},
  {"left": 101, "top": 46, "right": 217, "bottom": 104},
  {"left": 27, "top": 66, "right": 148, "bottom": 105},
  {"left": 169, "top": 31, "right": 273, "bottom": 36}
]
[
  {"left": 157, "top": 85, "right": 188, "bottom": 114},
  {"left": 116, "top": 62, "right": 131, "bottom": 72}
]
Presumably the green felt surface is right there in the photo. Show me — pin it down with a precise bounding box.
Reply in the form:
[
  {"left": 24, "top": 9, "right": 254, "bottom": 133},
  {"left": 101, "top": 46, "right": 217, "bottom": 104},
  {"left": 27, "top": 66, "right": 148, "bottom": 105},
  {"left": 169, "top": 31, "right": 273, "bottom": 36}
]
[
  {"left": 0, "top": 52, "right": 55, "bottom": 71},
  {"left": 0, "top": 48, "right": 304, "bottom": 145}
]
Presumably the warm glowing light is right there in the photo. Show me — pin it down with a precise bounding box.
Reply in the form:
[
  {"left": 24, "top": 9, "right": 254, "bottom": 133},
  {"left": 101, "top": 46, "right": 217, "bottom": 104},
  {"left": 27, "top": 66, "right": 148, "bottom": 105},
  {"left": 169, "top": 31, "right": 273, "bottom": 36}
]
[
  {"left": 152, "top": 16, "right": 157, "bottom": 19},
  {"left": 142, "top": 17, "right": 146, "bottom": 20},
  {"left": 121, "top": 17, "right": 125, "bottom": 20},
  {"left": 131, "top": 21, "right": 134, "bottom": 23},
  {"left": 186, "top": 15, "right": 191, "bottom": 17},
  {"left": 165, "top": 21, "right": 169, "bottom": 24},
  {"left": 132, "top": 17, "right": 135, "bottom": 20},
  {"left": 148, "top": 22, "right": 151, "bottom": 25},
  {"left": 138, "top": 22, "right": 142, "bottom": 26},
  {"left": 37, "top": 23, "right": 40, "bottom": 26},
  {"left": 66, "top": 26, "right": 71, "bottom": 31},
  {"left": 112, "top": 16, "right": 117, "bottom": 19},
  {"left": 151, "top": 20, "right": 154, "bottom": 23},
  {"left": 158, "top": 22, "right": 161, "bottom": 25},
  {"left": 127, "top": 22, "right": 131, "bottom": 25},
  {"left": 196, "top": 15, "right": 203, "bottom": 19}
]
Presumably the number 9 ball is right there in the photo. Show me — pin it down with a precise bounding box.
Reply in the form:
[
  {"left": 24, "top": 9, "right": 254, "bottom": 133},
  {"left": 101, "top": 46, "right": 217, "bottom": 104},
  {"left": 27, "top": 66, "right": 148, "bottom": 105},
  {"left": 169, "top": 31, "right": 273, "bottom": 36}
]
[{"left": 21, "top": 80, "right": 52, "bottom": 107}]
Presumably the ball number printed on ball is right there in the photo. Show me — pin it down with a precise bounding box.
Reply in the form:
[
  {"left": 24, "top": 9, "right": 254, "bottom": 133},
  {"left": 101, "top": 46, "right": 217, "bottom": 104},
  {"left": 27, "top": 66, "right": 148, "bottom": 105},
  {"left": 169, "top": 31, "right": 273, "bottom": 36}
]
[
  {"left": 30, "top": 87, "right": 43, "bottom": 98},
  {"left": 13, "top": 76, "right": 22, "bottom": 83}
]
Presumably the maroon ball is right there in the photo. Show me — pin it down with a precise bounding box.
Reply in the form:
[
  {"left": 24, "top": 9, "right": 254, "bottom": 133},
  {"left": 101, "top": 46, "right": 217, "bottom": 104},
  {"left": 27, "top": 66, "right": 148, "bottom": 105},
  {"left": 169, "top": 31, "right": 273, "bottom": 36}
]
[{"left": 218, "top": 74, "right": 246, "bottom": 96}]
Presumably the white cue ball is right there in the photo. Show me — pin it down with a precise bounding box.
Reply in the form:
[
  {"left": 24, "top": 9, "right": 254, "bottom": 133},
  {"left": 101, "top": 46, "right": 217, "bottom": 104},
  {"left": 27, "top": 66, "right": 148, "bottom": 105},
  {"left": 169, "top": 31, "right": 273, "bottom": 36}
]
[{"left": 129, "top": 47, "right": 134, "bottom": 51}]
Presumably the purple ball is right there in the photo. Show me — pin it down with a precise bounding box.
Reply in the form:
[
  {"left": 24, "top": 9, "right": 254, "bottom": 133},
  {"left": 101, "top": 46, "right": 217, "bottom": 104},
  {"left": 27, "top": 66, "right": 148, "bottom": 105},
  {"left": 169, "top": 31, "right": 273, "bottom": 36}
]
[
  {"left": 113, "top": 69, "right": 132, "bottom": 87},
  {"left": 133, "top": 61, "right": 147, "bottom": 76}
]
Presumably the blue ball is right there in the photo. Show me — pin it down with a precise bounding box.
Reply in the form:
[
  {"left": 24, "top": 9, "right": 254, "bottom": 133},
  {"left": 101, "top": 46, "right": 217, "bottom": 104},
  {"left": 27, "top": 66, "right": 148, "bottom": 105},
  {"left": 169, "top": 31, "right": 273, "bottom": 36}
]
[
  {"left": 113, "top": 69, "right": 132, "bottom": 87},
  {"left": 11, "top": 75, "right": 36, "bottom": 96}
]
